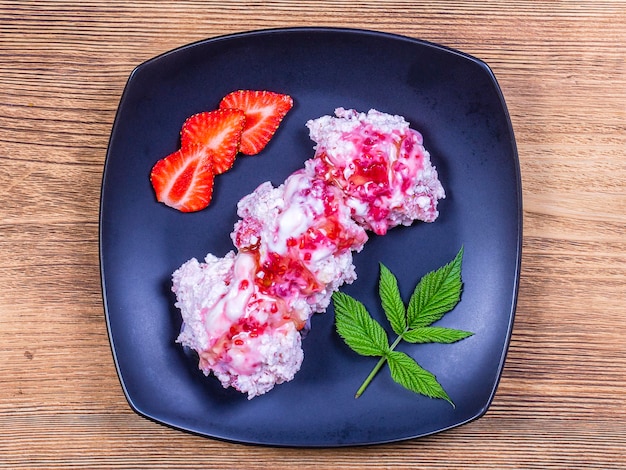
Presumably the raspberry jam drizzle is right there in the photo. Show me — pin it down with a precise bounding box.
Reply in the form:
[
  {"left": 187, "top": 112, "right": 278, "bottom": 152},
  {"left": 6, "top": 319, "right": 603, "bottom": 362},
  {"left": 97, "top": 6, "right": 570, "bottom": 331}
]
[
  {"left": 312, "top": 124, "right": 426, "bottom": 235},
  {"left": 232, "top": 171, "right": 366, "bottom": 311}
]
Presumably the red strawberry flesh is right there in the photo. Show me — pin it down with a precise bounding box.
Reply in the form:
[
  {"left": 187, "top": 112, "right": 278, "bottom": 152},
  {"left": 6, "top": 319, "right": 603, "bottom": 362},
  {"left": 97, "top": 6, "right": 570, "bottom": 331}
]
[
  {"left": 219, "top": 90, "right": 293, "bottom": 155},
  {"left": 181, "top": 109, "right": 245, "bottom": 174},
  {"left": 150, "top": 144, "right": 215, "bottom": 212}
]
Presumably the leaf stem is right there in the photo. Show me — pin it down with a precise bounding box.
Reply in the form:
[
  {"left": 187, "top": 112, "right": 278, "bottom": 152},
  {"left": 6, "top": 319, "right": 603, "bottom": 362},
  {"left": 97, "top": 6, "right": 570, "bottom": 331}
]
[
  {"left": 355, "top": 333, "right": 405, "bottom": 398},
  {"left": 390, "top": 333, "right": 404, "bottom": 350},
  {"left": 355, "top": 356, "right": 386, "bottom": 398}
]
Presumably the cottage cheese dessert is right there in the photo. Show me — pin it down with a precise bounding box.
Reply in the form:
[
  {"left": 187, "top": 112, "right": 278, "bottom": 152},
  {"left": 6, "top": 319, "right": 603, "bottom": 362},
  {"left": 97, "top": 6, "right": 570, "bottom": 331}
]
[
  {"left": 232, "top": 169, "right": 368, "bottom": 320},
  {"left": 307, "top": 108, "right": 445, "bottom": 235},
  {"left": 172, "top": 108, "right": 445, "bottom": 398},
  {"left": 174, "top": 252, "right": 306, "bottom": 398}
]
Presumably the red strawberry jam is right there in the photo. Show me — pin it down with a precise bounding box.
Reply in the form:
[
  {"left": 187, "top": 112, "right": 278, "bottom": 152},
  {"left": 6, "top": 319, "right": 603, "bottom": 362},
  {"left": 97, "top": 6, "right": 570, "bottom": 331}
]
[{"left": 307, "top": 108, "right": 444, "bottom": 235}]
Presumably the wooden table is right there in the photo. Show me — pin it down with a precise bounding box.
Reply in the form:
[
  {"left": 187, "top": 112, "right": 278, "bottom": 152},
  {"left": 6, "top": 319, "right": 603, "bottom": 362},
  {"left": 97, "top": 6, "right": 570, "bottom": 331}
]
[{"left": 1, "top": 1, "right": 625, "bottom": 468}]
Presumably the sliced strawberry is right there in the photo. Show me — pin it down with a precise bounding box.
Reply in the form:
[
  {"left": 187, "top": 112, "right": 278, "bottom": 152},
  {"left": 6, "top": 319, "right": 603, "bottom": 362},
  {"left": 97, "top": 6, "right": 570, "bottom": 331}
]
[
  {"left": 150, "top": 144, "right": 215, "bottom": 212},
  {"left": 180, "top": 109, "right": 245, "bottom": 174},
  {"left": 219, "top": 90, "right": 293, "bottom": 155}
]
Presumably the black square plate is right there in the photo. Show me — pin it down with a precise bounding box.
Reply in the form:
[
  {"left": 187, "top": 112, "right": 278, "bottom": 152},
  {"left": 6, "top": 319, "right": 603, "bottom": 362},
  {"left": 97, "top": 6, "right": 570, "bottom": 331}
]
[{"left": 100, "top": 27, "right": 521, "bottom": 446}]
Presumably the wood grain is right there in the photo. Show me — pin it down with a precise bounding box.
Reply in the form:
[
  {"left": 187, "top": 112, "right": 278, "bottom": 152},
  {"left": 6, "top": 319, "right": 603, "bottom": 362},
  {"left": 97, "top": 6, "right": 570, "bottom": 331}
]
[{"left": 1, "top": 0, "right": 625, "bottom": 468}]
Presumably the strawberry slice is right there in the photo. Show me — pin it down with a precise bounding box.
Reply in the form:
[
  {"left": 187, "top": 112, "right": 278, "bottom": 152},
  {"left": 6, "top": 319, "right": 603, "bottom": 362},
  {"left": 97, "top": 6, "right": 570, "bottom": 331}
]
[
  {"left": 219, "top": 90, "right": 293, "bottom": 155},
  {"left": 181, "top": 109, "right": 245, "bottom": 174},
  {"left": 150, "top": 144, "right": 215, "bottom": 212}
]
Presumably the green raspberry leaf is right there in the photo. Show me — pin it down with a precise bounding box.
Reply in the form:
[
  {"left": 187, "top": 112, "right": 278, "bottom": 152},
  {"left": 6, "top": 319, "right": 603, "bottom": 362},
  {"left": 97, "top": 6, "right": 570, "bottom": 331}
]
[
  {"left": 403, "top": 326, "right": 474, "bottom": 344},
  {"left": 378, "top": 263, "right": 407, "bottom": 336},
  {"left": 332, "top": 291, "right": 390, "bottom": 357},
  {"left": 333, "top": 247, "right": 472, "bottom": 401},
  {"left": 386, "top": 350, "right": 454, "bottom": 406},
  {"left": 407, "top": 247, "right": 464, "bottom": 329}
]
